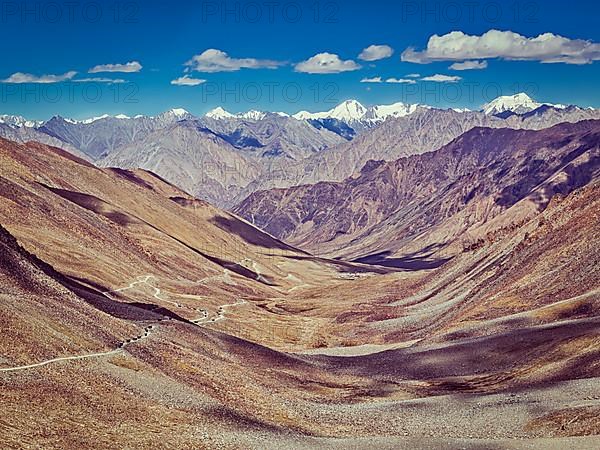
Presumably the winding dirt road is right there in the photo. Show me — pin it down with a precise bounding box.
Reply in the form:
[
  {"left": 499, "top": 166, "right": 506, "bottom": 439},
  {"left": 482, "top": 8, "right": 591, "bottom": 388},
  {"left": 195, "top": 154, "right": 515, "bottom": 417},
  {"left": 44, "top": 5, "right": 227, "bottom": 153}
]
[
  {"left": 1, "top": 274, "right": 250, "bottom": 373},
  {"left": 104, "top": 275, "right": 247, "bottom": 325},
  {"left": 208, "top": 299, "right": 248, "bottom": 323},
  {"left": 0, "top": 324, "right": 158, "bottom": 373}
]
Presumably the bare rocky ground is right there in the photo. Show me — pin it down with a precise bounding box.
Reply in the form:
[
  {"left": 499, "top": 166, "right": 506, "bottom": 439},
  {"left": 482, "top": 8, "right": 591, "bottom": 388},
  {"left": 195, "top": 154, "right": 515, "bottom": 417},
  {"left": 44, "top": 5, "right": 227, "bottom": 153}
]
[
  {"left": 1, "top": 323, "right": 599, "bottom": 449},
  {"left": 0, "top": 137, "right": 599, "bottom": 448}
]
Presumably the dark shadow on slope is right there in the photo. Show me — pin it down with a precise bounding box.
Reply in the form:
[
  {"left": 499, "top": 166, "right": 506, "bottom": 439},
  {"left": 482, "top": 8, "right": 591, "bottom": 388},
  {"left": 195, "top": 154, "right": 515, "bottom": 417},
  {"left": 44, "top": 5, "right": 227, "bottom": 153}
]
[
  {"left": 210, "top": 215, "right": 308, "bottom": 254},
  {"left": 37, "top": 184, "right": 278, "bottom": 287},
  {"left": 352, "top": 244, "right": 452, "bottom": 270},
  {"left": 493, "top": 111, "right": 517, "bottom": 119},
  {"left": 495, "top": 158, "right": 553, "bottom": 208},
  {"left": 496, "top": 132, "right": 600, "bottom": 209},
  {"left": 62, "top": 275, "right": 189, "bottom": 322},
  {"left": 195, "top": 249, "right": 278, "bottom": 286},
  {"left": 169, "top": 196, "right": 210, "bottom": 208},
  {"left": 141, "top": 223, "right": 279, "bottom": 287},
  {"left": 106, "top": 168, "right": 155, "bottom": 191},
  {"left": 283, "top": 254, "right": 393, "bottom": 275},
  {"left": 39, "top": 183, "right": 141, "bottom": 227},
  {"left": 125, "top": 301, "right": 192, "bottom": 322},
  {"left": 67, "top": 275, "right": 113, "bottom": 293},
  {"left": 551, "top": 153, "right": 600, "bottom": 198},
  {"left": 61, "top": 277, "right": 190, "bottom": 323},
  {"left": 306, "top": 316, "right": 600, "bottom": 392},
  {"left": 353, "top": 251, "right": 452, "bottom": 270},
  {"left": 308, "top": 118, "right": 356, "bottom": 140},
  {"left": 0, "top": 223, "right": 189, "bottom": 323},
  {"left": 218, "top": 129, "right": 264, "bottom": 149},
  {"left": 65, "top": 275, "right": 192, "bottom": 323}
]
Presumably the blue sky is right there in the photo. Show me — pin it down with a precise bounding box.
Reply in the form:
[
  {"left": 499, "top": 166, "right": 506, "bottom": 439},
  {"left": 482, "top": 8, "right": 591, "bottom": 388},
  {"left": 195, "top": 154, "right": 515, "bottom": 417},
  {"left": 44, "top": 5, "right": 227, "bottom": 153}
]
[{"left": 1, "top": 0, "right": 599, "bottom": 119}]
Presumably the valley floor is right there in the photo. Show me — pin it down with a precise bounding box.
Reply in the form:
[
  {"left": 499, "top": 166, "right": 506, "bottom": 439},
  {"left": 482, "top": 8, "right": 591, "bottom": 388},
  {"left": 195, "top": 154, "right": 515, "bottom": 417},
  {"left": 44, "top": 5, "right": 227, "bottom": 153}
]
[
  {"left": 1, "top": 318, "right": 599, "bottom": 449},
  {"left": 1, "top": 137, "right": 599, "bottom": 449}
]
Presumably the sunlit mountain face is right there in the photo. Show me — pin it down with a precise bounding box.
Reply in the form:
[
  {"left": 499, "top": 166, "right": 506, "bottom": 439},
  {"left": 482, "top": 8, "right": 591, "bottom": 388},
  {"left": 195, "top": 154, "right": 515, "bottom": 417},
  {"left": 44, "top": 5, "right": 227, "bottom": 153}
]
[{"left": 1, "top": 1, "right": 600, "bottom": 448}]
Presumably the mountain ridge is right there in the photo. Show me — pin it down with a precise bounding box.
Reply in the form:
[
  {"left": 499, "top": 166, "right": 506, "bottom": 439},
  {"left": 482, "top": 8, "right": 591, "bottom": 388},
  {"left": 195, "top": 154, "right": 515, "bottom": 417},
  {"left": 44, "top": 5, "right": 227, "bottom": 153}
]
[
  {"left": 4, "top": 93, "right": 596, "bottom": 130},
  {"left": 3, "top": 95, "right": 600, "bottom": 208},
  {"left": 234, "top": 119, "right": 600, "bottom": 263}
]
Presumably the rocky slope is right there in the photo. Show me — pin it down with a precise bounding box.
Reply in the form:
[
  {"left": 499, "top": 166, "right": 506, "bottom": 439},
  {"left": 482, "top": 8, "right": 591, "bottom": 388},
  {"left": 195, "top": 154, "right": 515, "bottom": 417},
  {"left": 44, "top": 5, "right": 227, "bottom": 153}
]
[
  {"left": 96, "top": 104, "right": 600, "bottom": 208},
  {"left": 265, "top": 105, "right": 600, "bottom": 190},
  {"left": 0, "top": 122, "right": 91, "bottom": 161},
  {"left": 1, "top": 134, "right": 599, "bottom": 447},
  {"left": 3, "top": 98, "right": 599, "bottom": 209},
  {"left": 234, "top": 120, "right": 600, "bottom": 262},
  {"left": 97, "top": 115, "right": 346, "bottom": 207},
  {"left": 201, "top": 113, "right": 346, "bottom": 158},
  {"left": 38, "top": 109, "right": 194, "bottom": 159}
]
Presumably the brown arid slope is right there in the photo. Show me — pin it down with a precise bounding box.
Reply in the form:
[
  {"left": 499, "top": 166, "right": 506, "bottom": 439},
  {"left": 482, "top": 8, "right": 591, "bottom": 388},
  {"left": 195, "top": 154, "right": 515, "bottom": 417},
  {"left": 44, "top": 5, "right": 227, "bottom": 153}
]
[
  {"left": 235, "top": 120, "right": 600, "bottom": 265},
  {"left": 1, "top": 136, "right": 599, "bottom": 448},
  {"left": 0, "top": 223, "right": 139, "bottom": 365}
]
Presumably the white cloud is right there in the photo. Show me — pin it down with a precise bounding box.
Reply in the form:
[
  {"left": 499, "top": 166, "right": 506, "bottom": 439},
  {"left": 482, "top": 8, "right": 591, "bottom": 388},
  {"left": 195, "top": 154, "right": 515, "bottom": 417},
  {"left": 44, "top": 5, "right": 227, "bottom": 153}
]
[
  {"left": 449, "top": 60, "right": 488, "bottom": 70},
  {"left": 89, "top": 61, "right": 142, "bottom": 73},
  {"left": 73, "top": 77, "right": 126, "bottom": 84},
  {"left": 295, "top": 53, "right": 361, "bottom": 74},
  {"left": 401, "top": 30, "right": 600, "bottom": 65},
  {"left": 360, "top": 76, "right": 416, "bottom": 84},
  {"left": 1, "top": 71, "right": 77, "bottom": 83},
  {"left": 186, "top": 49, "right": 283, "bottom": 72},
  {"left": 421, "top": 74, "right": 462, "bottom": 83},
  {"left": 360, "top": 76, "right": 383, "bottom": 83},
  {"left": 386, "top": 77, "right": 417, "bottom": 84},
  {"left": 171, "top": 75, "right": 207, "bottom": 86},
  {"left": 359, "top": 44, "right": 394, "bottom": 61},
  {"left": 405, "top": 73, "right": 421, "bottom": 78}
]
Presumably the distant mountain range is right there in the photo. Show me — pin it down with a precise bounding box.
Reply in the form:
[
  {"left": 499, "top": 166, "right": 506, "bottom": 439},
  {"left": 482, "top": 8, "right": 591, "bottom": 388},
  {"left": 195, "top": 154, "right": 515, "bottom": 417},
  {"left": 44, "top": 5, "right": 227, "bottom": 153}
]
[
  {"left": 2, "top": 94, "right": 599, "bottom": 207},
  {"left": 234, "top": 120, "right": 600, "bottom": 264},
  {"left": 3, "top": 111, "right": 599, "bottom": 448}
]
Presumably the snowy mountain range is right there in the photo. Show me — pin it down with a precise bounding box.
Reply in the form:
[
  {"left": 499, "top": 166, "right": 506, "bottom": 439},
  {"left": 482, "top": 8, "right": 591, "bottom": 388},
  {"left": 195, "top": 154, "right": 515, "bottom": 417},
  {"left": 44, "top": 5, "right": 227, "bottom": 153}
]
[
  {"left": 481, "top": 93, "right": 568, "bottom": 116},
  {"left": 1, "top": 94, "right": 599, "bottom": 208},
  {"left": 292, "top": 99, "right": 426, "bottom": 124},
  {"left": 0, "top": 115, "right": 43, "bottom": 128},
  {"left": 204, "top": 107, "right": 289, "bottom": 121},
  {"left": 0, "top": 108, "right": 193, "bottom": 129},
  {"left": 3, "top": 94, "right": 595, "bottom": 131},
  {"left": 1, "top": 99, "right": 430, "bottom": 130}
]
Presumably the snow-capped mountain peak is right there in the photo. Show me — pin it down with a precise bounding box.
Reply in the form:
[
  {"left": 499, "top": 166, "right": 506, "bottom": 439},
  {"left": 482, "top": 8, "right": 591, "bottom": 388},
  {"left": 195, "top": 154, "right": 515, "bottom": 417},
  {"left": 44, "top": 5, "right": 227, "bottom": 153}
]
[
  {"left": 292, "top": 100, "right": 424, "bottom": 125},
  {"left": 0, "top": 114, "right": 42, "bottom": 128},
  {"left": 482, "top": 93, "right": 541, "bottom": 115},
  {"left": 481, "top": 93, "right": 579, "bottom": 116},
  {"left": 237, "top": 110, "right": 267, "bottom": 121},
  {"left": 328, "top": 100, "right": 368, "bottom": 121},
  {"left": 166, "top": 108, "right": 190, "bottom": 118},
  {"left": 157, "top": 108, "right": 192, "bottom": 121},
  {"left": 292, "top": 110, "right": 318, "bottom": 120},
  {"left": 365, "top": 102, "right": 425, "bottom": 121},
  {"left": 205, "top": 107, "right": 234, "bottom": 119},
  {"left": 292, "top": 100, "right": 367, "bottom": 121},
  {"left": 49, "top": 113, "right": 136, "bottom": 125},
  {"left": 80, "top": 114, "right": 111, "bottom": 124}
]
